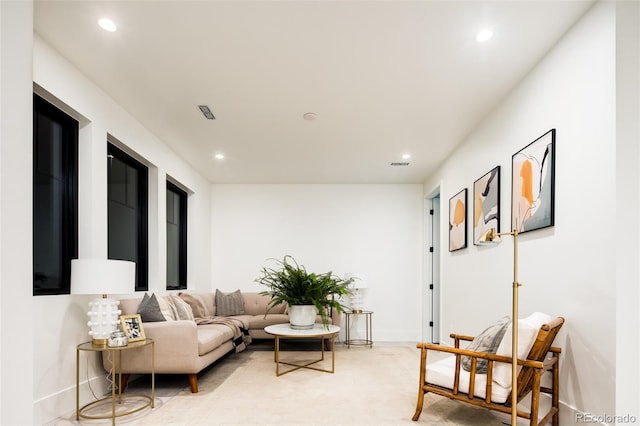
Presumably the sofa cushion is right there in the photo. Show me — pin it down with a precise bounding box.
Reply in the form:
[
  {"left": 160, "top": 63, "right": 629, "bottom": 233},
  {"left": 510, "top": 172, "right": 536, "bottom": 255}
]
[
  {"left": 427, "top": 356, "right": 511, "bottom": 403},
  {"left": 196, "top": 324, "right": 235, "bottom": 356},
  {"left": 246, "top": 313, "right": 289, "bottom": 330},
  {"left": 215, "top": 289, "right": 245, "bottom": 316},
  {"left": 243, "top": 292, "right": 287, "bottom": 315},
  {"left": 461, "top": 316, "right": 510, "bottom": 373},
  {"left": 137, "top": 293, "right": 167, "bottom": 322}
]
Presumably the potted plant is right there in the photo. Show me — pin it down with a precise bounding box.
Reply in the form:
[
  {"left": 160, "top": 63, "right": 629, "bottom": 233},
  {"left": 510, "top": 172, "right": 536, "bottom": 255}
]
[{"left": 256, "top": 255, "right": 353, "bottom": 329}]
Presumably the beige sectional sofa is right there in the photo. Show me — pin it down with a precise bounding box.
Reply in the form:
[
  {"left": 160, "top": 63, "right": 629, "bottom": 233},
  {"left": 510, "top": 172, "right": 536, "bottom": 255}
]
[{"left": 102, "top": 290, "right": 340, "bottom": 392}]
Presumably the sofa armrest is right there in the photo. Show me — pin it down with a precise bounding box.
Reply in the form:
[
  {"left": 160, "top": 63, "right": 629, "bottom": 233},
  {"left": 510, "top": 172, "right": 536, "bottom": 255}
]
[
  {"left": 331, "top": 307, "right": 342, "bottom": 327},
  {"left": 103, "top": 320, "right": 201, "bottom": 373}
]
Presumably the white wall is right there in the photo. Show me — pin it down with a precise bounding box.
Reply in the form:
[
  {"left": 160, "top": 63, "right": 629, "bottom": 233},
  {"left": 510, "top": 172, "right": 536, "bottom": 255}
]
[
  {"left": 424, "top": 2, "right": 634, "bottom": 423},
  {"left": 0, "top": 1, "right": 35, "bottom": 425},
  {"left": 30, "top": 37, "right": 213, "bottom": 424},
  {"left": 210, "top": 184, "right": 424, "bottom": 342},
  {"left": 615, "top": 0, "right": 640, "bottom": 420}
]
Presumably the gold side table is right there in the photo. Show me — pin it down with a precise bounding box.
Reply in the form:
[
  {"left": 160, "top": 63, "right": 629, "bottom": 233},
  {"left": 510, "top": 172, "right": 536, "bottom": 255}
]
[
  {"left": 76, "top": 338, "right": 155, "bottom": 425},
  {"left": 344, "top": 310, "right": 373, "bottom": 348}
]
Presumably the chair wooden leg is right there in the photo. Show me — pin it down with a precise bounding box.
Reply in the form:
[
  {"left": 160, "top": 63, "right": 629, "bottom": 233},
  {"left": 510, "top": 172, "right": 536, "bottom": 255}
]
[
  {"left": 412, "top": 346, "right": 429, "bottom": 421},
  {"left": 412, "top": 390, "right": 425, "bottom": 421},
  {"left": 552, "top": 355, "right": 560, "bottom": 426},
  {"left": 188, "top": 374, "right": 199, "bottom": 393}
]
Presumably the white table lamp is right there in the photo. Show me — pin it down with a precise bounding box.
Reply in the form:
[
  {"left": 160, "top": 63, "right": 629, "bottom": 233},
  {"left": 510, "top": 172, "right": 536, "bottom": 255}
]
[
  {"left": 71, "top": 259, "right": 135, "bottom": 346},
  {"left": 346, "top": 273, "right": 368, "bottom": 313}
]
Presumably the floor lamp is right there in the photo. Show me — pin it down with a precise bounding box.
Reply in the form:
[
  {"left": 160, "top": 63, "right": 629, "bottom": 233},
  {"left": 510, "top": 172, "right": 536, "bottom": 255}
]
[{"left": 478, "top": 227, "right": 520, "bottom": 426}]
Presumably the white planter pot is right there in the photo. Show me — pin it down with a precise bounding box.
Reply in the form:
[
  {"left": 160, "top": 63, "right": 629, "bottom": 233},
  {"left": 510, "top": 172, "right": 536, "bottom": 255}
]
[{"left": 288, "top": 305, "right": 317, "bottom": 329}]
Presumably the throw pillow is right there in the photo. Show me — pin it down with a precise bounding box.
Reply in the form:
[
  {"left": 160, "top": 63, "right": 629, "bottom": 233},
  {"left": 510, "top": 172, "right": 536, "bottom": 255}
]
[
  {"left": 461, "top": 316, "right": 510, "bottom": 374},
  {"left": 178, "top": 292, "right": 210, "bottom": 319},
  {"left": 170, "top": 294, "right": 195, "bottom": 321},
  {"left": 215, "top": 289, "right": 245, "bottom": 316},
  {"left": 137, "top": 293, "right": 167, "bottom": 322},
  {"left": 158, "top": 294, "right": 177, "bottom": 321},
  {"left": 493, "top": 312, "right": 551, "bottom": 388}
]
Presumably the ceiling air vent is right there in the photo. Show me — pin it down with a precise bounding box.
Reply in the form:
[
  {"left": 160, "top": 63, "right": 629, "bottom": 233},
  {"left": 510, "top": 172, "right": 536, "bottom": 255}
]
[
  {"left": 390, "top": 162, "right": 410, "bottom": 166},
  {"left": 198, "top": 105, "right": 216, "bottom": 120}
]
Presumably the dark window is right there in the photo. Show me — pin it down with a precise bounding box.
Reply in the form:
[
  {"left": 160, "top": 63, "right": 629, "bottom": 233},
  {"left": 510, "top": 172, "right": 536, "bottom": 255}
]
[
  {"left": 107, "top": 144, "right": 148, "bottom": 291},
  {"left": 166, "top": 181, "right": 187, "bottom": 290},
  {"left": 33, "top": 94, "right": 78, "bottom": 295}
]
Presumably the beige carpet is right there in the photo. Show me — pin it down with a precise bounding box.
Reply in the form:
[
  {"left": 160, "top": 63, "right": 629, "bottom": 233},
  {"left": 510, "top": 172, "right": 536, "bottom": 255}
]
[{"left": 121, "top": 344, "right": 506, "bottom": 426}]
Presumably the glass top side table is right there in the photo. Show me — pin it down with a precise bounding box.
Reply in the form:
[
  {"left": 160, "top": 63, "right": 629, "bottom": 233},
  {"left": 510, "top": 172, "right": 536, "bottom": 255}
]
[
  {"left": 76, "top": 338, "right": 155, "bottom": 425},
  {"left": 344, "top": 310, "right": 373, "bottom": 348}
]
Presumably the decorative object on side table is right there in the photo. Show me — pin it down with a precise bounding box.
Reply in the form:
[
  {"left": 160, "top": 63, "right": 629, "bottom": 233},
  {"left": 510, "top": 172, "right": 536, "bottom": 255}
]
[
  {"left": 120, "top": 313, "right": 146, "bottom": 342},
  {"left": 256, "top": 255, "right": 353, "bottom": 329},
  {"left": 71, "top": 258, "right": 135, "bottom": 346}
]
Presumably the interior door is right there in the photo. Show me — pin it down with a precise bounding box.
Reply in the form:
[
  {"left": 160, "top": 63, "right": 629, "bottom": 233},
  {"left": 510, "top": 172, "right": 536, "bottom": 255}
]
[{"left": 426, "top": 194, "right": 441, "bottom": 343}]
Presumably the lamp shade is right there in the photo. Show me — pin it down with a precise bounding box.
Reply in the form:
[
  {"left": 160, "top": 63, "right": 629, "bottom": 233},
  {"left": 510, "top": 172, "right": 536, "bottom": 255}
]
[
  {"left": 345, "top": 273, "right": 368, "bottom": 290},
  {"left": 71, "top": 258, "right": 135, "bottom": 296}
]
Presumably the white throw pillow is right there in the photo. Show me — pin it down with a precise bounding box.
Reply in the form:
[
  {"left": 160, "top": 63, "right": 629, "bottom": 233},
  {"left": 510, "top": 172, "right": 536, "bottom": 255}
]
[{"left": 493, "top": 312, "right": 551, "bottom": 388}]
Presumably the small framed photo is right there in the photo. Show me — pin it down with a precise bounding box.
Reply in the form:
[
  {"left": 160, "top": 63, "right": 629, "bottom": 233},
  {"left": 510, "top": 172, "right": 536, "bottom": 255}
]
[
  {"left": 120, "top": 314, "right": 145, "bottom": 342},
  {"left": 473, "top": 166, "right": 500, "bottom": 245},
  {"left": 449, "top": 188, "right": 467, "bottom": 252},
  {"left": 512, "top": 129, "right": 555, "bottom": 233}
]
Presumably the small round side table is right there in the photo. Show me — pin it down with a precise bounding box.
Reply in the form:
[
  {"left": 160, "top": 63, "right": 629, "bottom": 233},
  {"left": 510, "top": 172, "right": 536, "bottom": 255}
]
[{"left": 344, "top": 310, "right": 373, "bottom": 348}]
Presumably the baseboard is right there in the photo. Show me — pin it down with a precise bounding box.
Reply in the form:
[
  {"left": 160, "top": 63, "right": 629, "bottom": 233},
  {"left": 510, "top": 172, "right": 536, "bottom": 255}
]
[
  {"left": 491, "top": 396, "right": 616, "bottom": 425},
  {"left": 34, "top": 374, "right": 109, "bottom": 425}
]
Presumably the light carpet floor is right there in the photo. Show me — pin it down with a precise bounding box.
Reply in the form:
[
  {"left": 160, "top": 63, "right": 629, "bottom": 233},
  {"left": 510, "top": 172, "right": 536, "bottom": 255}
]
[{"left": 53, "top": 343, "right": 508, "bottom": 426}]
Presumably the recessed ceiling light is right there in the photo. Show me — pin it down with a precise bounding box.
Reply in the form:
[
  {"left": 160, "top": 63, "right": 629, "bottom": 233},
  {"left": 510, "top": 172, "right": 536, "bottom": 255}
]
[
  {"left": 302, "top": 112, "right": 317, "bottom": 121},
  {"left": 402, "top": 153, "right": 411, "bottom": 160},
  {"left": 215, "top": 153, "right": 225, "bottom": 160},
  {"left": 98, "top": 18, "right": 117, "bottom": 32},
  {"left": 476, "top": 29, "right": 493, "bottom": 43}
]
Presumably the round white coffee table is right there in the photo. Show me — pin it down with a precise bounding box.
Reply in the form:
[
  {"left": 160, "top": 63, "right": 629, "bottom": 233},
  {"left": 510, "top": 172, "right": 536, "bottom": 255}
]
[{"left": 264, "top": 323, "right": 340, "bottom": 376}]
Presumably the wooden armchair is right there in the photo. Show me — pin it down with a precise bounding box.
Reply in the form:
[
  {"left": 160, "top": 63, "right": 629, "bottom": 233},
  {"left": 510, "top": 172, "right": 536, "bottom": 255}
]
[{"left": 412, "top": 316, "right": 564, "bottom": 426}]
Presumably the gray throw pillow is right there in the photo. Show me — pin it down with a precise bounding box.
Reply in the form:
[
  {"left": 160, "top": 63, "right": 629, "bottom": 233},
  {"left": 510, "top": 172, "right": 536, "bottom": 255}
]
[
  {"left": 137, "top": 293, "right": 167, "bottom": 322},
  {"left": 215, "top": 289, "right": 245, "bottom": 316},
  {"left": 461, "top": 316, "right": 510, "bottom": 373}
]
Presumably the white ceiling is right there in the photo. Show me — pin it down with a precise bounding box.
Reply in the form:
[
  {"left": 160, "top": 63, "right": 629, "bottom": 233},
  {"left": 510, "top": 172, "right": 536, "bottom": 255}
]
[{"left": 34, "top": 0, "right": 594, "bottom": 184}]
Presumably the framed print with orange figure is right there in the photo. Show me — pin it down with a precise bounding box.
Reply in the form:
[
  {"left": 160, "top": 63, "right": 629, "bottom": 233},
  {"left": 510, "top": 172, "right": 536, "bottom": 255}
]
[
  {"left": 473, "top": 166, "right": 500, "bottom": 245},
  {"left": 449, "top": 188, "right": 467, "bottom": 252},
  {"left": 512, "top": 129, "right": 555, "bottom": 233}
]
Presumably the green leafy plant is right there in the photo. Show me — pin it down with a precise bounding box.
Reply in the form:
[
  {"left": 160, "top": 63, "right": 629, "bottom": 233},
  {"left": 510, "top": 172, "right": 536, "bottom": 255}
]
[{"left": 256, "top": 255, "right": 353, "bottom": 328}]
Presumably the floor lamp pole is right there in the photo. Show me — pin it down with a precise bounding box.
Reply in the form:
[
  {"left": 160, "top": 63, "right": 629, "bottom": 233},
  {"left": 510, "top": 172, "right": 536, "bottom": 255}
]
[
  {"left": 478, "top": 226, "right": 521, "bottom": 425},
  {"left": 511, "top": 228, "right": 520, "bottom": 426}
]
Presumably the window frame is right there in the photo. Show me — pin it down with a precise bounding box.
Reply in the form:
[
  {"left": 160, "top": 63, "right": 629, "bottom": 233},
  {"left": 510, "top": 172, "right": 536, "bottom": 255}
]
[
  {"left": 32, "top": 94, "right": 79, "bottom": 296},
  {"left": 166, "top": 181, "right": 188, "bottom": 290},
  {"left": 107, "top": 143, "right": 149, "bottom": 292}
]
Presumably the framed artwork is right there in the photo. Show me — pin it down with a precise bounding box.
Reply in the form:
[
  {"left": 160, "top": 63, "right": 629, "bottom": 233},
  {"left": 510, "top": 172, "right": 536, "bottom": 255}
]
[
  {"left": 473, "top": 166, "right": 500, "bottom": 245},
  {"left": 449, "top": 188, "right": 467, "bottom": 252},
  {"left": 120, "top": 314, "right": 145, "bottom": 342},
  {"left": 512, "top": 129, "right": 555, "bottom": 233}
]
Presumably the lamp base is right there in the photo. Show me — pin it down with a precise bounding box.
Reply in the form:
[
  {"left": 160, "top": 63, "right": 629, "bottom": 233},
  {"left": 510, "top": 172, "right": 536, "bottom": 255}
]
[{"left": 91, "top": 338, "right": 109, "bottom": 347}]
